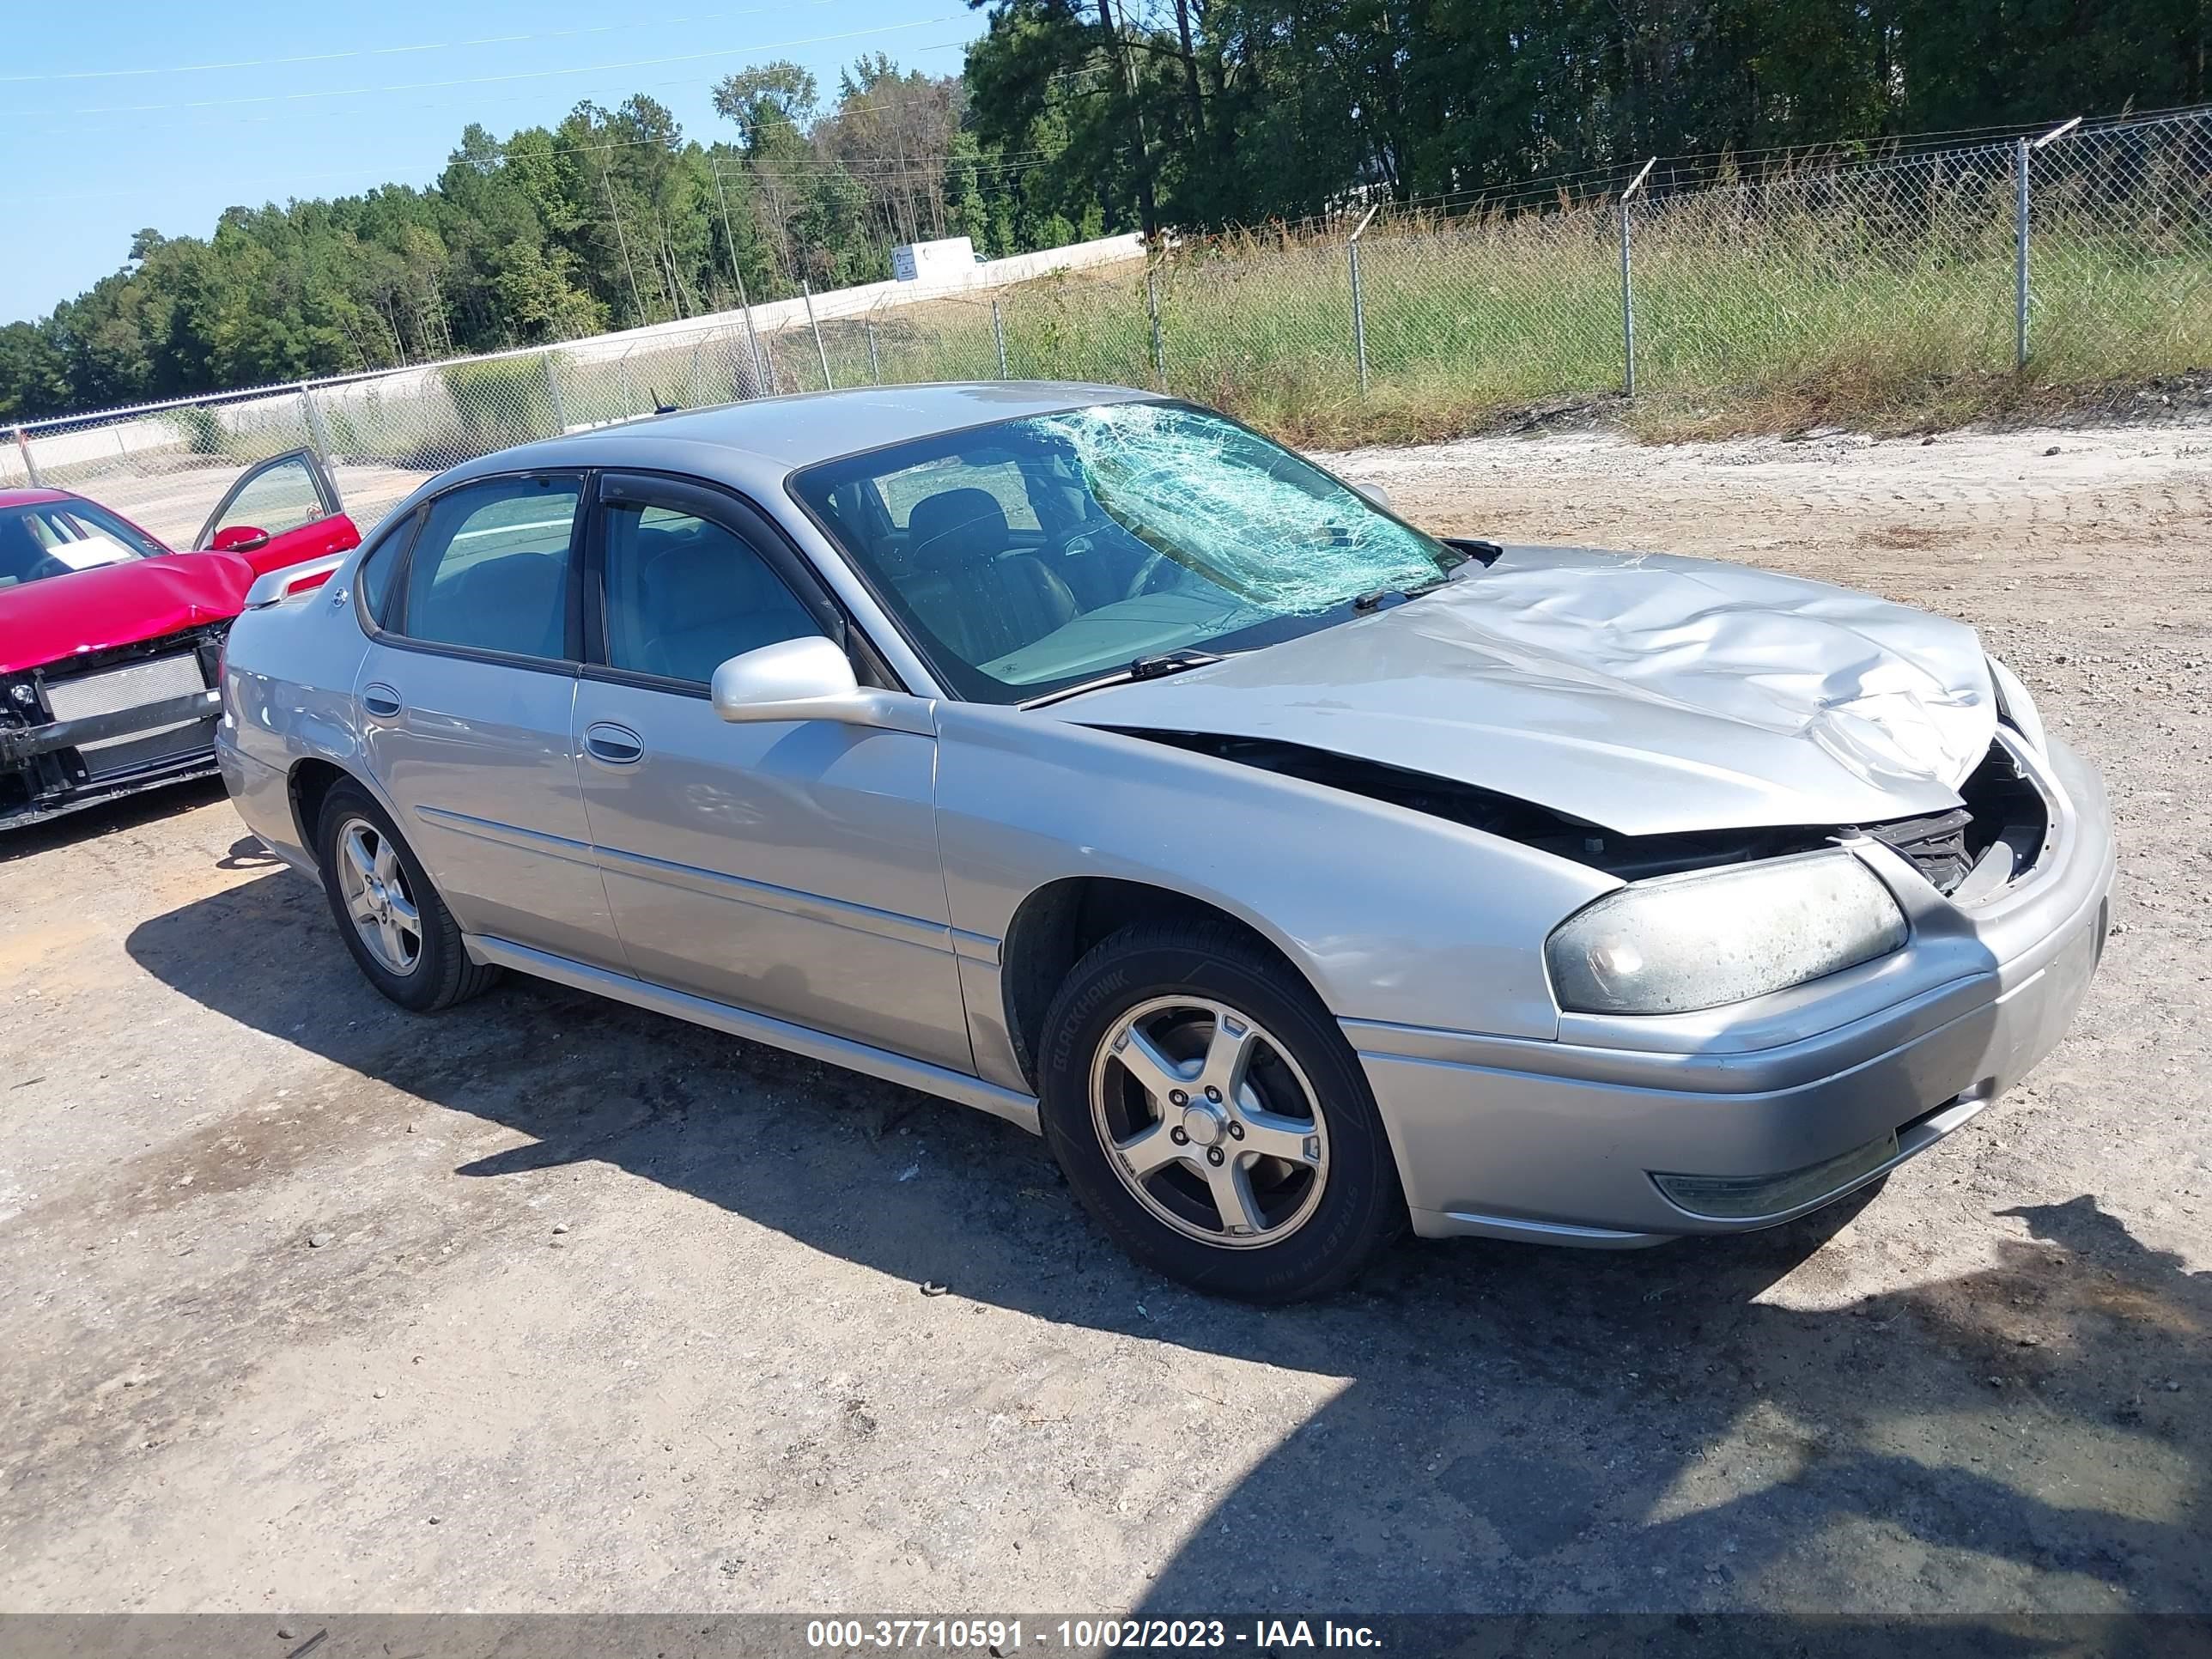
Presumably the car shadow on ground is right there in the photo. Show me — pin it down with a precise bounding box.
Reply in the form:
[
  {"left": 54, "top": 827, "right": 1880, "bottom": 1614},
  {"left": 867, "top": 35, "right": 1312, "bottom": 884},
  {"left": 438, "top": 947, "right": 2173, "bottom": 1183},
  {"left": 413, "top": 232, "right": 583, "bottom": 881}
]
[{"left": 124, "top": 867, "right": 2209, "bottom": 1621}]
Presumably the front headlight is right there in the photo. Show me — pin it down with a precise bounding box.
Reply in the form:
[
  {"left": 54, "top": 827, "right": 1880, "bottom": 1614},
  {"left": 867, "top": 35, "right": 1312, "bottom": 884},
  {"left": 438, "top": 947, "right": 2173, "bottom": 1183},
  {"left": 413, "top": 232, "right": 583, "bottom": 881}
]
[
  {"left": 1547, "top": 849, "right": 1908, "bottom": 1015},
  {"left": 1986, "top": 654, "right": 2046, "bottom": 755}
]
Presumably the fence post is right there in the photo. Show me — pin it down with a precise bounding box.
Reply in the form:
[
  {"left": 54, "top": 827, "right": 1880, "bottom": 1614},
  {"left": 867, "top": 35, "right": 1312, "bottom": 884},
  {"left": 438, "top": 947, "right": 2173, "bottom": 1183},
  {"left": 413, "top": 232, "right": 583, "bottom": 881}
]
[
  {"left": 2014, "top": 136, "right": 2031, "bottom": 369},
  {"left": 1618, "top": 158, "right": 1657, "bottom": 398},
  {"left": 2016, "top": 118, "right": 2082, "bottom": 370},
  {"left": 9, "top": 426, "right": 40, "bottom": 488},
  {"left": 1146, "top": 265, "right": 1166, "bottom": 392},
  {"left": 1347, "top": 204, "right": 1378, "bottom": 396},
  {"left": 993, "top": 300, "right": 1009, "bottom": 377},
  {"left": 866, "top": 321, "right": 881, "bottom": 385},
  {"left": 543, "top": 350, "right": 568, "bottom": 434},
  {"left": 299, "top": 386, "right": 335, "bottom": 464},
  {"left": 802, "top": 278, "right": 834, "bottom": 391}
]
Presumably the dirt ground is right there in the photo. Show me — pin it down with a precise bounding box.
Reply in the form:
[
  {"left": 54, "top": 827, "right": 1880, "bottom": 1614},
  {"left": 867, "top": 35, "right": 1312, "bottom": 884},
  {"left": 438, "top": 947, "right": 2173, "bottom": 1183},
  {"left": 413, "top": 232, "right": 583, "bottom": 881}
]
[{"left": 3, "top": 417, "right": 2207, "bottom": 1621}]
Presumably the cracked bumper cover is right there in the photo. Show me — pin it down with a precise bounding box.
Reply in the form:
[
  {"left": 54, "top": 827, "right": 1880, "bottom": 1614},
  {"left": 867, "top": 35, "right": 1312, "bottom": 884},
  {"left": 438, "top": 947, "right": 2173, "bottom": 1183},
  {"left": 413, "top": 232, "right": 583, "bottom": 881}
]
[{"left": 1352, "top": 733, "right": 2117, "bottom": 1246}]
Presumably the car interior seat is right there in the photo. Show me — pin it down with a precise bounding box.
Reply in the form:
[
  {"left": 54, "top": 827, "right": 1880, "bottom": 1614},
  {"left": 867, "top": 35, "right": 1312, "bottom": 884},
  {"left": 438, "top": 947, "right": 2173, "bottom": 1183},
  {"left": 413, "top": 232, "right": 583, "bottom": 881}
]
[
  {"left": 446, "top": 551, "right": 567, "bottom": 658},
  {"left": 898, "top": 487, "right": 1077, "bottom": 663},
  {"left": 635, "top": 526, "right": 818, "bottom": 683}
]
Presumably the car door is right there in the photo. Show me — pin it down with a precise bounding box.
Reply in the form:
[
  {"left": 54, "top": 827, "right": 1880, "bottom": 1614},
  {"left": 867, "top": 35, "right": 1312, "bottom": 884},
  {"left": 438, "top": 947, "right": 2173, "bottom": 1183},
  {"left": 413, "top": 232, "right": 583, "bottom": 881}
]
[
  {"left": 354, "top": 469, "right": 624, "bottom": 971},
  {"left": 572, "top": 471, "right": 971, "bottom": 1072},
  {"left": 194, "top": 449, "right": 361, "bottom": 574}
]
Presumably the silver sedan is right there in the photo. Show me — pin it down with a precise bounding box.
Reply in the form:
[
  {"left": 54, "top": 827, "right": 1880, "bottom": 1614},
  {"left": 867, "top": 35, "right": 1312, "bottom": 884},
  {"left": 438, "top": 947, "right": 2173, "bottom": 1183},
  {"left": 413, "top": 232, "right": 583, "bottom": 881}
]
[{"left": 216, "top": 384, "right": 2115, "bottom": 1301}]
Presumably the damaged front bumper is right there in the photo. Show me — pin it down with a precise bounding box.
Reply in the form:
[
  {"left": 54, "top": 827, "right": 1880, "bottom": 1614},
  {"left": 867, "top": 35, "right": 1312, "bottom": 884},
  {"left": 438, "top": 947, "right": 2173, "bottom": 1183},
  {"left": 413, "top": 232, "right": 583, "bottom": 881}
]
[
  {"left": 1351, "top": 730, "right": 2117, "bottom": 1246},
  {"left": 2, "top": 633, "right": 227, "bottom": 830}
]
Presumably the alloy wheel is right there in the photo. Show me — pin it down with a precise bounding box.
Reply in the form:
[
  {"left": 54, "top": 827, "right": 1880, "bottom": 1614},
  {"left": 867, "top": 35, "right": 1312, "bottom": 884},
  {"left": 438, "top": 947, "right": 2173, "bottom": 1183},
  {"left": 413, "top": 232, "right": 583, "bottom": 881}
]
[
  {"left": 334, "top": 816, "right": 422, "bottom": 977},
  {"left": 1087, "top": 994, "right": 1329, "bottom": 1248}
]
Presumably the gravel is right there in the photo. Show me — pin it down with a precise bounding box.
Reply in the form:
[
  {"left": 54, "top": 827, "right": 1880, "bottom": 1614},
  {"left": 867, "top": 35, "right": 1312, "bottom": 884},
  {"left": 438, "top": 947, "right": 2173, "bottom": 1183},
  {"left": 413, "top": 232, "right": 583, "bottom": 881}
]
[{"left": 2, "top": 416, "right": 2206, "bottom": 1616}]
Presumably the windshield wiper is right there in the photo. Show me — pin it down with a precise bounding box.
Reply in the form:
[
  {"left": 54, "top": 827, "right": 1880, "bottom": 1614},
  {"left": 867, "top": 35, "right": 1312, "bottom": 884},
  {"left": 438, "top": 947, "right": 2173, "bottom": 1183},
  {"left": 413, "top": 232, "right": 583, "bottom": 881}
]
[
  {"left": 1352, "top": 569, "right": 1464, "bottom": 611},
  {"left": 1019, "top": 649, "right": 1227, "bottom": 710},
  {"left": 1127, "top": 649, "right": 1222, "bottom": 680}
]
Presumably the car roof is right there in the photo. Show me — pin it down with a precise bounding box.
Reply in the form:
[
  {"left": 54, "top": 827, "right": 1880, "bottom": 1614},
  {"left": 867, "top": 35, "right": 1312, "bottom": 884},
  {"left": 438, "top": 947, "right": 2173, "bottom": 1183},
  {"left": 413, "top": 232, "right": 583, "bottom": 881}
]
[
  {"left": 436, "top": 381, "right": 1160, "bottom": 495},
  {"left": 0, "top": 488, "right": 74, "bottom": 509}
]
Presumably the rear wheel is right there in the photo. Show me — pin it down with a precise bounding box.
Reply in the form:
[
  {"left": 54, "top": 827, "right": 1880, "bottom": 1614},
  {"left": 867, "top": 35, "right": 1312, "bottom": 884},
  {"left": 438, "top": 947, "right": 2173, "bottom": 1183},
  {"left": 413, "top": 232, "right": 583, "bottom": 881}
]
[
  {"left": 315, "top": 781, "right": 498, "bottom": 1012},
  {"left": 1037, "top": 920, "right": 1404, "bottom": 1302}
]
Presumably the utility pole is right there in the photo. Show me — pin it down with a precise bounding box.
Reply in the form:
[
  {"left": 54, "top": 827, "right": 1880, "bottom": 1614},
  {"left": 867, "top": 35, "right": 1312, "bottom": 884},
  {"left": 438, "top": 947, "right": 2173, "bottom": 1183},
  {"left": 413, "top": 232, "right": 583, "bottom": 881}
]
[
  {"left": 1099, "top": 0, "right": 1159, "bottom": 235},
  {"left": 710, "top": 161, "right": 771, "bottom": 393},
  {"left": 1171, "top": 0, "right": 1206, "bottom": 144},
  {"left": 597, "top": 147, "right": 647, "bottom": 325}
]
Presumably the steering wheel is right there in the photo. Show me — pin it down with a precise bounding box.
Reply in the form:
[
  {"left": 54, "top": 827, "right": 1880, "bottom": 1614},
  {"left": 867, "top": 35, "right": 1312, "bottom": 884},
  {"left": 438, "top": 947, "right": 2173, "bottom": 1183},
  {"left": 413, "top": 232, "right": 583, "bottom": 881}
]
[
  {"left": 1123, "top": 548, "right": 1182, "bottom": 602},
  {"left": 21, "top": 552, "right": 74, "bottom": 585}
]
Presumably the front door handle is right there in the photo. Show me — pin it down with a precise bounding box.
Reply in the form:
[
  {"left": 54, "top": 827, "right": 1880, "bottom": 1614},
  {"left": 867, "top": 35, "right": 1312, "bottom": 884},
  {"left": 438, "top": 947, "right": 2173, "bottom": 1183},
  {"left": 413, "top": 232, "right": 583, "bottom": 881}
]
[
  {"left": 582, "top": 721, "right": 645, "bottom": 765},
  {"left": 362, "top": 684, "right": 403, "bottom": 719}
]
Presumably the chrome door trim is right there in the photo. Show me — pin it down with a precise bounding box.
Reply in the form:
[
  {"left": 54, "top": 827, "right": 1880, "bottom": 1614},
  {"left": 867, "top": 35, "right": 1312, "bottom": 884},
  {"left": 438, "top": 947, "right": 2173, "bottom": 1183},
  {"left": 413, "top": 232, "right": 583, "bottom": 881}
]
[
  {"left": 465, "top": 933, "right": 1041, "bottom": 1135},
  {"left": 591, "top": 839, "right": 957, "bottom": 953},
  {"left": 951, "top": 928, "right": 1001, "bottom": 965}
]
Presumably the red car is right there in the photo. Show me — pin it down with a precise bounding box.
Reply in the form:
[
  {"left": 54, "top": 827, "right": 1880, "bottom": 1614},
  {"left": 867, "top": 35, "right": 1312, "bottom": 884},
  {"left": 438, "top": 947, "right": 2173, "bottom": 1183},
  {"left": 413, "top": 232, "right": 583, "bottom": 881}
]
[{"left": 1, "top": 450, "right": 360, "bottom": 830}]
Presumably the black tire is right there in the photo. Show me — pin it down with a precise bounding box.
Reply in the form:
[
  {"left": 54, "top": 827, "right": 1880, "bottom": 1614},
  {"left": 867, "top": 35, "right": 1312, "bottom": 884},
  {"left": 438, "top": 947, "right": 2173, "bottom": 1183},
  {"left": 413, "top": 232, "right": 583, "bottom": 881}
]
[
  {"left": 314, "top": 779, "right": 500, "bottom": 1013},
  {"left": 1037, "top": 919, "right": 1405, "bottom": 1303}
]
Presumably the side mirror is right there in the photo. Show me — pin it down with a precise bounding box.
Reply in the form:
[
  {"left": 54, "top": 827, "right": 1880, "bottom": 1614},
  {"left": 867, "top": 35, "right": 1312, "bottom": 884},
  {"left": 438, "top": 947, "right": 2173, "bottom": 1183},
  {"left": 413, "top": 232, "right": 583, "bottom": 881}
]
[
  {"left": 710, "top": 636, "right": 934, "bottom": 735},
  {"left": 1352, "top": 482, "right": 1392, "bottom": 511},
  {"left": 211, "top": 525, "right": 271, "bottom": 553}
]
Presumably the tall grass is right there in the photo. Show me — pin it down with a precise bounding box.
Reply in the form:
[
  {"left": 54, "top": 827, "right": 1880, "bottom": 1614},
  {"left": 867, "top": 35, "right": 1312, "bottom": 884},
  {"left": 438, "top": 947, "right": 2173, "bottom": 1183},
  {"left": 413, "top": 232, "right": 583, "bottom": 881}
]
[{"left": 837, "top": 130, "right": 2211, "bottom": 447}]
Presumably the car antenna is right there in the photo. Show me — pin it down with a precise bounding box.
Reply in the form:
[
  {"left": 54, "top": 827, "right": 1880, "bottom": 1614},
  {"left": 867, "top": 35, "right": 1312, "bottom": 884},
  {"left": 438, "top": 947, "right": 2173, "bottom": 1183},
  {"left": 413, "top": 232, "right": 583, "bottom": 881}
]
[{"left": 651, "top": 387, "right": 680, "bottom": 415}]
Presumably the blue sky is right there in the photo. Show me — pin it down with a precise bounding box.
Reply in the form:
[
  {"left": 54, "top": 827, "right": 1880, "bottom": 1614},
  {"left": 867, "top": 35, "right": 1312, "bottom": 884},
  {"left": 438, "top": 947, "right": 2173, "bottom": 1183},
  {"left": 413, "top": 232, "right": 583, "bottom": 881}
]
[{"left": 0, "top": 0, "right": 988, "bottom": 325}]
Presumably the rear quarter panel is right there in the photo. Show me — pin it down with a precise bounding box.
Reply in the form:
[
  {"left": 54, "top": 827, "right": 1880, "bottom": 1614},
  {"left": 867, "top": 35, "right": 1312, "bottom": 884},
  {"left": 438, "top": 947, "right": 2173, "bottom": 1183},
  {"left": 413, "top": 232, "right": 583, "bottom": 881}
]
[{"left": 219, "top": 549, "right": 380, "bottom": 860}]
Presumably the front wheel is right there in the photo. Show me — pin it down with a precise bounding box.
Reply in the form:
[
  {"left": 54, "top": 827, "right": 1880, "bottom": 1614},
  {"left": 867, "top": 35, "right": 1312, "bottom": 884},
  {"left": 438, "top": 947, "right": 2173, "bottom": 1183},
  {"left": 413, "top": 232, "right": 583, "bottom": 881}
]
[{"left": 1037, "top": 920, "right": 1405, "bottom": 1302}]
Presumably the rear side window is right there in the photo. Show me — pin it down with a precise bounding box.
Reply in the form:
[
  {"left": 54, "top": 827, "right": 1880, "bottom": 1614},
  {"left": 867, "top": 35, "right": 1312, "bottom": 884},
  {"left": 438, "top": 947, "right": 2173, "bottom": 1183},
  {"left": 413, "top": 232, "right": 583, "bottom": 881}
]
[{"left": 397, "top": 477, "right": 580, "bottom": 660}]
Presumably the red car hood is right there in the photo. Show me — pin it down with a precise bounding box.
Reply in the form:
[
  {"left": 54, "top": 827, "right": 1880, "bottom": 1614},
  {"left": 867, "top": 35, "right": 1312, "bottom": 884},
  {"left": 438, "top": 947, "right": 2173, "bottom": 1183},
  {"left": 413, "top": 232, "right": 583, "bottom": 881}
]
[{"left": 0, "top": 551, "right": 258, "bottom": 675}]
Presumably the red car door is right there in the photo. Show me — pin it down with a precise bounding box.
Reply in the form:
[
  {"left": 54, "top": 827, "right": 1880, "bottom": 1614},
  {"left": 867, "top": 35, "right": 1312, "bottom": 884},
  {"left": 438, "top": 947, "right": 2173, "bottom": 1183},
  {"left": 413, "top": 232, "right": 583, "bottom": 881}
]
[{"left": 193, "top": 448, "right": 361, "bottom": 577}]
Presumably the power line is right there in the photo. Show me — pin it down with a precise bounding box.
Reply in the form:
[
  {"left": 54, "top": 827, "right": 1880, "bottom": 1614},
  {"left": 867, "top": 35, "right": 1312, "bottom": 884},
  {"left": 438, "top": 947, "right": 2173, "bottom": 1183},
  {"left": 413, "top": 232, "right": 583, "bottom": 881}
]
[
  {"left": 0, "top": 0, "right": 862, "bottom": 84},
  {"left": 13, "top": 15, "right": 963, "bottom": 118},
  {"left": 20, "top": 37, "right": 977, "bottom": 149}
]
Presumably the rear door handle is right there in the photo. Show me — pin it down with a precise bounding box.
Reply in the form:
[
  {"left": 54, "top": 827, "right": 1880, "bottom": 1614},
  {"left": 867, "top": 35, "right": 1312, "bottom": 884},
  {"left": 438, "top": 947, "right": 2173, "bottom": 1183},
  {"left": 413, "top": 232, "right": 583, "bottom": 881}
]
[
  {"left": 362, "top": 684, "right": 403, "bottom": 719},
  {"left": 582, "top": 721, "right": 645, "bottom": 765}
]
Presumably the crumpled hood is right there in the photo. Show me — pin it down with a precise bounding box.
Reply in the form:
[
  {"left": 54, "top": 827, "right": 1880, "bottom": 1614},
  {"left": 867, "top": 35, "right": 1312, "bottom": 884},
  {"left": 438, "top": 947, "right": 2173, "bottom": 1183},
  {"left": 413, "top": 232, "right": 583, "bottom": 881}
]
[
  {"left": 1054, "top": 544, "right": 1998, "bottom": 836},
  {"left": 0, "top": 551, "right": 256, "bottom": 675}
]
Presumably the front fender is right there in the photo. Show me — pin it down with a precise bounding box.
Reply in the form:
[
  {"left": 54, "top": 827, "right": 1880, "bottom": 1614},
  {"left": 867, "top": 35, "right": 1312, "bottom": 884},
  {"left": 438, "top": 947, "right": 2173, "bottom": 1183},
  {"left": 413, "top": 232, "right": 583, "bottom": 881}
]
[{"left": 932, "top": 704, "right": 1616, "bottom": 1061}]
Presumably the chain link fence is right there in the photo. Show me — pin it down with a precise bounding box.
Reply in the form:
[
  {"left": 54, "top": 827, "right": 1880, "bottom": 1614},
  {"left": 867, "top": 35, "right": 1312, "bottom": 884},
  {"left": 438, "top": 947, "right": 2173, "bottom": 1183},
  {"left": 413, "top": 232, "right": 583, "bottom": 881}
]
[
  {"left": 2028, "top": 110, "right": 2212, "bottom": 384},
  {"left": 7, "top": 106, "right": 2207, "bottom": 536},
  {"left": 1626, "top": 141, "right": 2022, "bottom": 391}
]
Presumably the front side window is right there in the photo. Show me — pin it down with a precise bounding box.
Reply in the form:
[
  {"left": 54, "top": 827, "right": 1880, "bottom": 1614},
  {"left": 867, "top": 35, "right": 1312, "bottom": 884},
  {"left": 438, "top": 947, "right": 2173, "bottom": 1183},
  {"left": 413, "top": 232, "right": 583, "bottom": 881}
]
[
  {"left": 398, "top": 475, "right": 580, "bottom": 659},
  {"left": 791, "top": 401, "right": 1455, "bottom": 702},
  {"left": 0, "top": 500, "right": 166, "bottom": 589},
  {"left": 599, "top": 503, "right": 824, "bottom": 684}
]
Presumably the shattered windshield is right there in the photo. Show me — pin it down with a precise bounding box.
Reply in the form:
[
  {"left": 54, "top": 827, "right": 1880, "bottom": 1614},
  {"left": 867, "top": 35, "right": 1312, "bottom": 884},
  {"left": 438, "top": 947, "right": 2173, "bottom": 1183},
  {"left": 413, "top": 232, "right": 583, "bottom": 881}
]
[{"left": 790, "top": 401, "right": 1455, "bottom": 703}]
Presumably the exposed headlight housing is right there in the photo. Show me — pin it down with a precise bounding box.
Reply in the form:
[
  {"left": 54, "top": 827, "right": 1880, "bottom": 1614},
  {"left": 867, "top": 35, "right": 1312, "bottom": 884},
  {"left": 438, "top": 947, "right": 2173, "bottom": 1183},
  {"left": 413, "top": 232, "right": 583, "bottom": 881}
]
[
  {"left": 1986, "top": 654, "right": 2046, "bottom": 755},
  {"left": 1547, "top": 849, "right": 1908, "bottom": 1015}
]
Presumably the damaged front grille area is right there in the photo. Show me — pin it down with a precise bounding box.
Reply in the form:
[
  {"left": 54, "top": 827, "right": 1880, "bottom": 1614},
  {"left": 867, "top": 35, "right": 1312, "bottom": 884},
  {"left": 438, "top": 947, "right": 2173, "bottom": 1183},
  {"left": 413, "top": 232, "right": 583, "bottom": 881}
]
[
  {"left": 2, "top": 623, "right": 229, "bottom": 821},
  {"left": 1861, "top": 807, "right": 1976, "bottom": 892},
  {"left": 1120, "top": 729, "right": 2051, "bottom": 899},
  {"left": 1859, "top": 741, "right": 2049, "bottom": 901}
]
